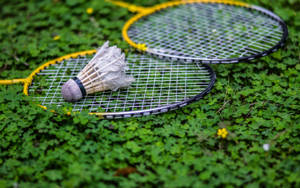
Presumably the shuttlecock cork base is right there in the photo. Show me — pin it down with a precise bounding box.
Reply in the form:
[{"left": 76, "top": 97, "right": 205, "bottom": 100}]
[
  {"left": 61, "top": 77, "right": 86, "bottom": 102},
  {"left": 61, "top": 41, "right": 135, "bottom": 102}
]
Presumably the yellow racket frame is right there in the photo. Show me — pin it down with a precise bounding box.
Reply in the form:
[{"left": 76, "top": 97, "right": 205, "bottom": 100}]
[{"left": 106, "top": 0, "right": 250, "bottom": 52}]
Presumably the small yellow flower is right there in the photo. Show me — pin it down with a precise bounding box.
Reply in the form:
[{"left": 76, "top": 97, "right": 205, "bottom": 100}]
[
  {"left": 53, "top": 35, "right": 60, "bottom": 40},
  {"left": 86, "top": 8, "right": 94, "bottom": 14},
  {"left": 217, "top": 128, "right": 228, "bottom": 139},
  {"left": 66, "top": 111, "right": 71, "bottom": 116}
]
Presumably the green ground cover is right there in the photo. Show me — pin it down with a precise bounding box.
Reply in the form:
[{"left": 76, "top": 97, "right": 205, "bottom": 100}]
[{"left": 0, "top": 0, "right": 299, "bottom": 187}]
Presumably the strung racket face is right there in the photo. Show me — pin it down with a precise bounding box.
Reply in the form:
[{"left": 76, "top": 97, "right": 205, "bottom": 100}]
[
  {"left": 27, "top": 53, "right": 215, "bottom": 119},
  {"left": 125, "top": 1, "right": 288, "bottom": 63}
]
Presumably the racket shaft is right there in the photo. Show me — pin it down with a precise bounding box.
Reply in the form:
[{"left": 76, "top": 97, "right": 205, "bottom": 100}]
[
  {"left": 0, "top": 79, "right": 26, "bottom": 85},
  {"left": 105, "top": 0, "right": 147, "bottom": 13}
]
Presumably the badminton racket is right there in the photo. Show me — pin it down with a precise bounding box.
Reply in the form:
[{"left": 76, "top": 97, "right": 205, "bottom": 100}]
[
  {"left": 0, "top": 50, "right": 216, "bottom": 119},
  {"left": 106, "top": 0, "right": 288, "bottom": 63}
]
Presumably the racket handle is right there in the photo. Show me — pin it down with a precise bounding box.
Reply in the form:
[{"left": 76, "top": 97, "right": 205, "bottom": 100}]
[{"left": 0, "top": 78, "right": 27, "bottom": 85}]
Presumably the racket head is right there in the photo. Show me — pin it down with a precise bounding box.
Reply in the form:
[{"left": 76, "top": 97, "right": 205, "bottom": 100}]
[
  {"left": 25, "top": 50, "right": 216, "bottom": 119},
  {"left": 123, "top": 0, "right": 288, "bottom": 63}
]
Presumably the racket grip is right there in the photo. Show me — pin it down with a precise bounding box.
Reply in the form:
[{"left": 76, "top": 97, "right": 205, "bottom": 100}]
[{"left": 0, "top": 78, "right": 27, "bottom": 85}]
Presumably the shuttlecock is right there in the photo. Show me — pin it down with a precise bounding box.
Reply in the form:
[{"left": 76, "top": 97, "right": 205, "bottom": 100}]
[{"left": 61, "top": 41, "right": 135, "bottom": 102}]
